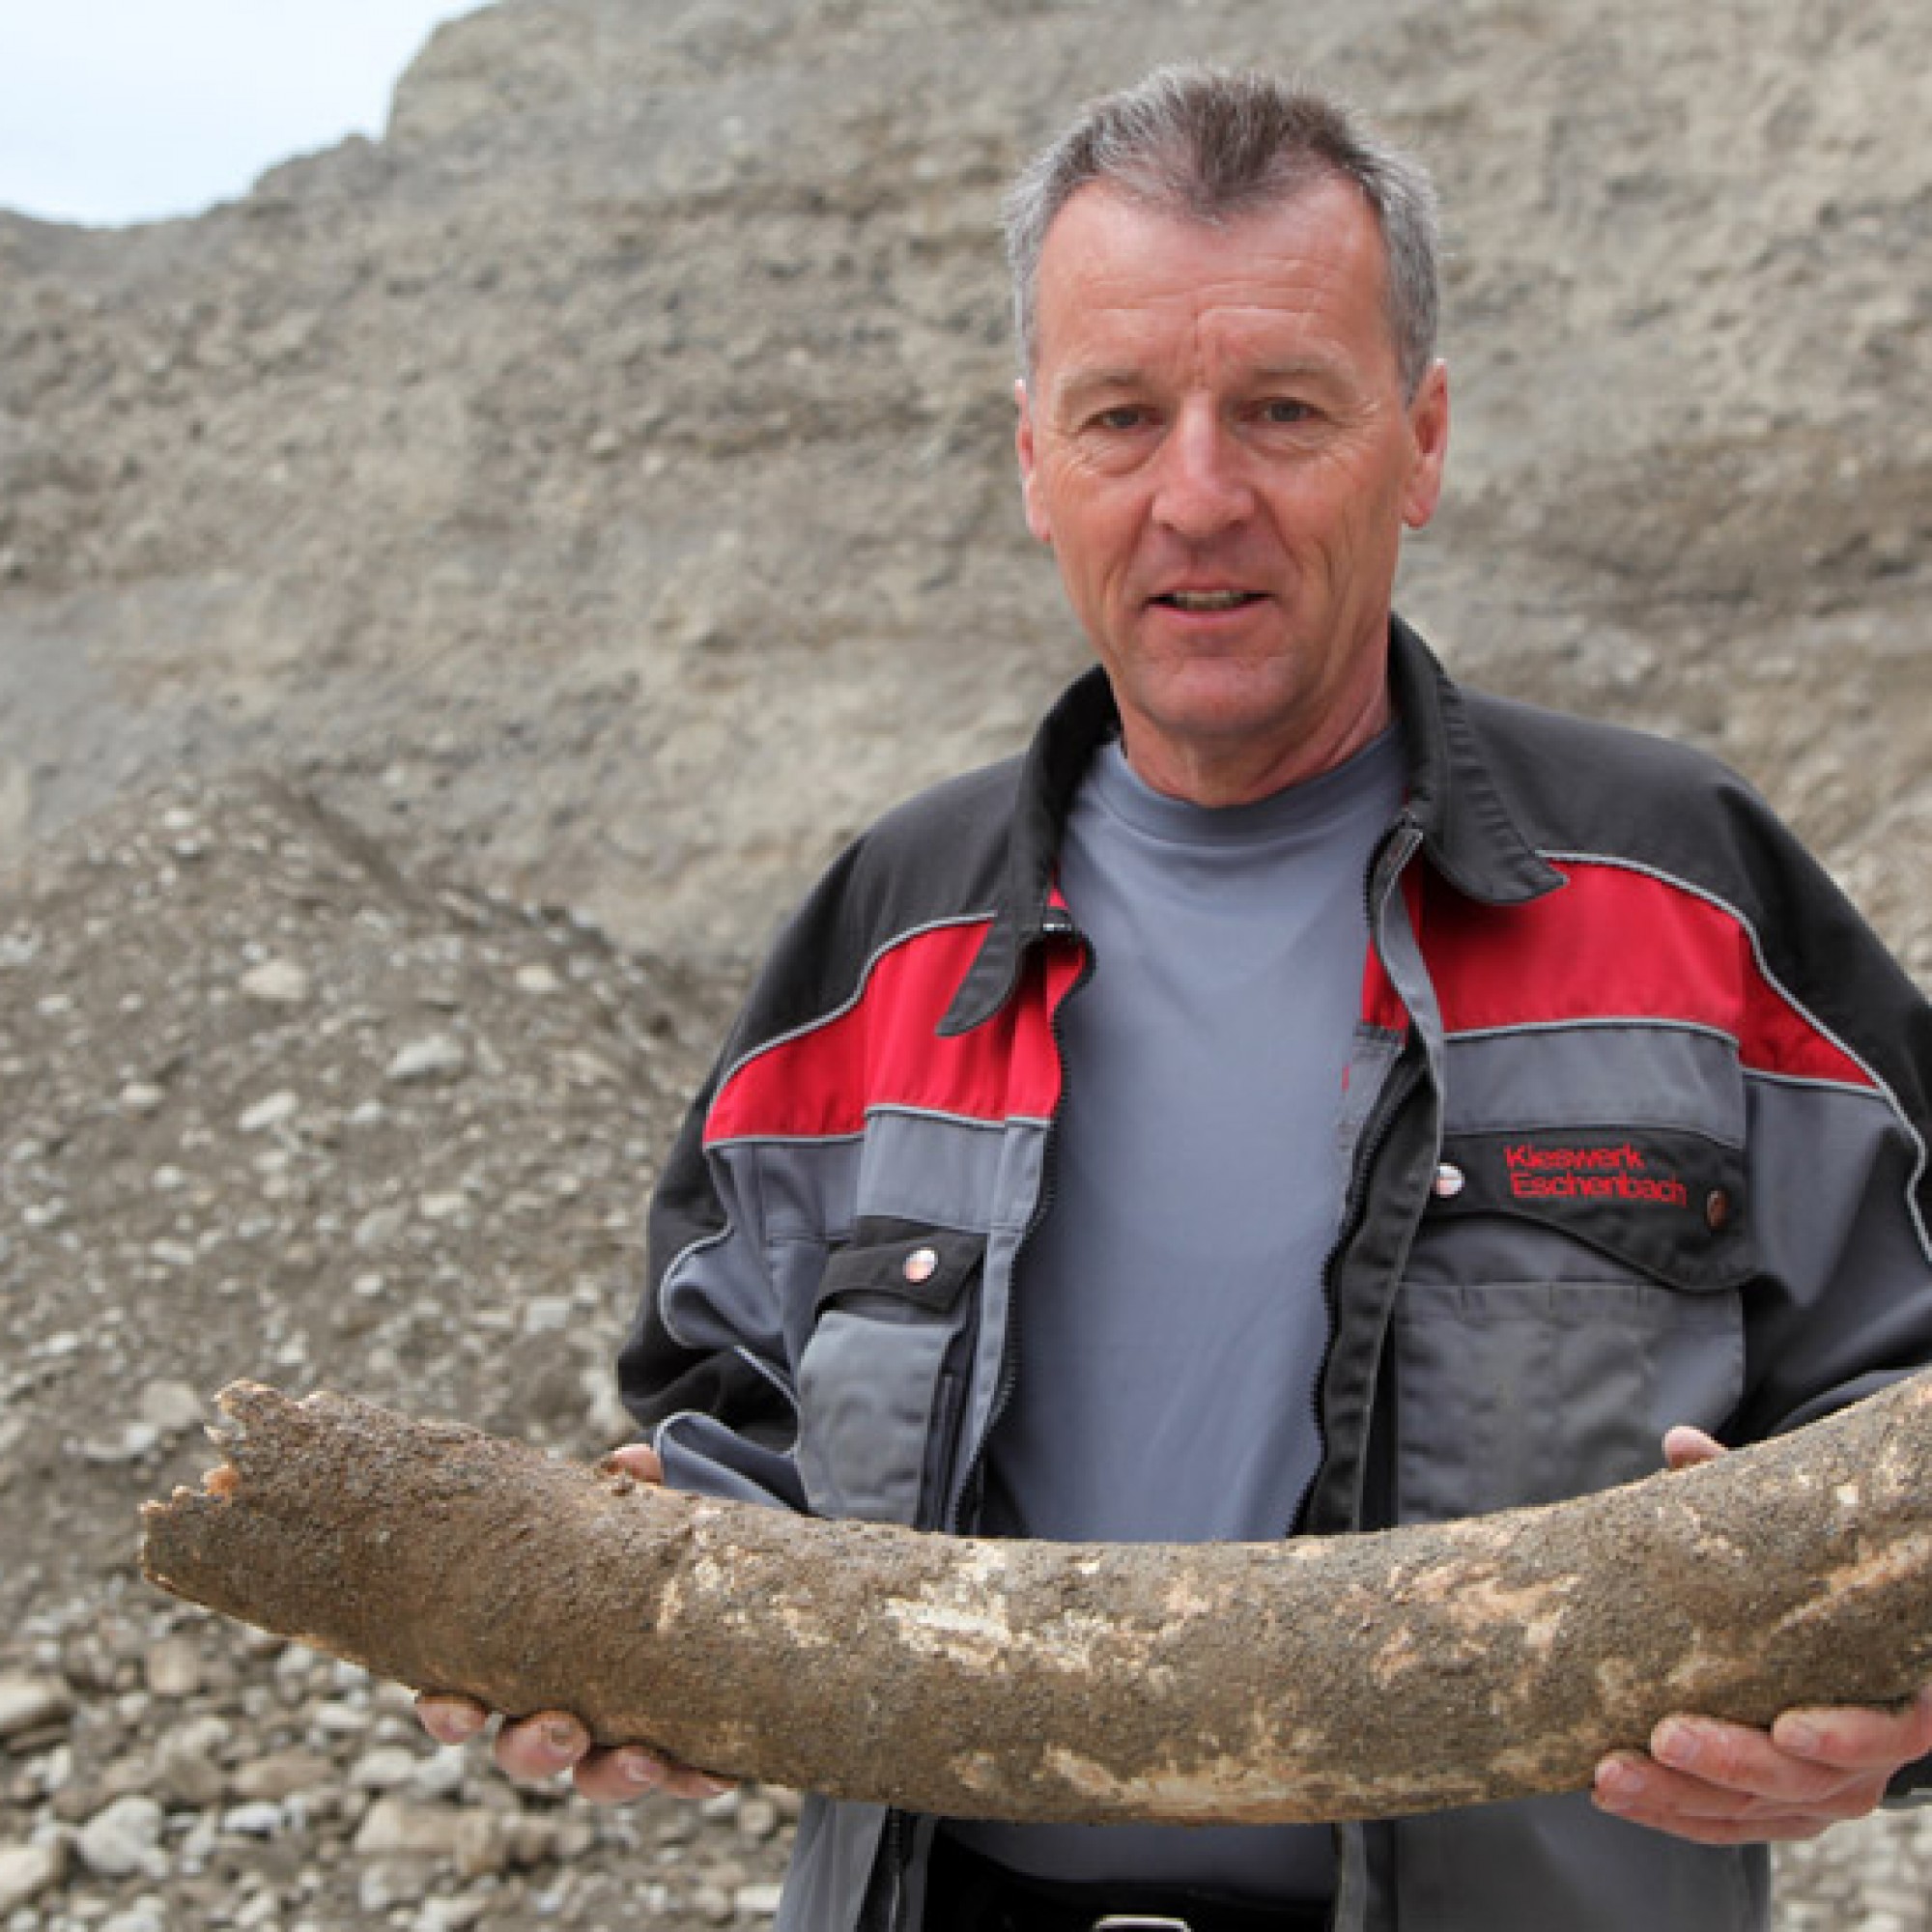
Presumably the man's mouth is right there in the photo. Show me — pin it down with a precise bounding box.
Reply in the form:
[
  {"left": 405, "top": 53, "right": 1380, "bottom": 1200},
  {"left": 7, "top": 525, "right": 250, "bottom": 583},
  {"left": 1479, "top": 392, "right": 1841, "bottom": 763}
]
[{"left": 1152, "top": 589, "right": 1264, "bottom": 612}]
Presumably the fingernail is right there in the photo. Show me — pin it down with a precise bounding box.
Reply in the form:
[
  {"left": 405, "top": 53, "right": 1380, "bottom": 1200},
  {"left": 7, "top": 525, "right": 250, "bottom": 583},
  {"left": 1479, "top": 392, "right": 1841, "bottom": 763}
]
[
  {"left": 1595, "top": 1759, "right": 1639, "bottom": 1804},
  {"left": 1653, "top": 1719, "right": 1697, "bottom": 1769},
  {"left": 623, "top": 1753, "right": 662, "bottom": 1788},
  {"left": 543, "top": 1719, "right": 581, "bottom": 1753},
  {"left": 417, "top": 1698, "right": 480, "bottom": 1744}
]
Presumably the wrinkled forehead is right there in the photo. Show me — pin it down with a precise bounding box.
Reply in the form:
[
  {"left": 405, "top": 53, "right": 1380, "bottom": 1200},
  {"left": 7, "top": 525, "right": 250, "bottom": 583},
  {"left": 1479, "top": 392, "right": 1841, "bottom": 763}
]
[{"left": 1030, "top": 179, "right": 1403, "bottom": 389}]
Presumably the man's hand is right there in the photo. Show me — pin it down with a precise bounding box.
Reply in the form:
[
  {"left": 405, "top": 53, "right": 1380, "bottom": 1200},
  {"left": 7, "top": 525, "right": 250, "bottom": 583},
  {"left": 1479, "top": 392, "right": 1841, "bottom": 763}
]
[
  {"left": 1591, "top": 1424, "right": 1932, "bottom": 1843},
  {"left": 413, "top": 1442, "right": 736, "bottom": 1806}
]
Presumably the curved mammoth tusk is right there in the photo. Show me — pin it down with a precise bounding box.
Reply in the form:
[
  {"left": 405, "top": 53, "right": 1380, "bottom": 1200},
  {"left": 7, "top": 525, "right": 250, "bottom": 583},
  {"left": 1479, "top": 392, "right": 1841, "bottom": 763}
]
[{"left": 140, "top": 1374, "right": 1932, "bottom": 1825}]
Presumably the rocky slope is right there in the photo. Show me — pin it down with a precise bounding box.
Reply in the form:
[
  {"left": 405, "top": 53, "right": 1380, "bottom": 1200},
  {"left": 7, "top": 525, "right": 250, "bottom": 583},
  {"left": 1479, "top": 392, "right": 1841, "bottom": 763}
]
[
  {"left": 0, "top": 774, "right": 789, "bottom": 1928},
  {"left": 1, "top": 0, "right": 1928, "bottom": 972},
  {"left": 2, "top": 0, "right": 1930, "bottom": 1926}
]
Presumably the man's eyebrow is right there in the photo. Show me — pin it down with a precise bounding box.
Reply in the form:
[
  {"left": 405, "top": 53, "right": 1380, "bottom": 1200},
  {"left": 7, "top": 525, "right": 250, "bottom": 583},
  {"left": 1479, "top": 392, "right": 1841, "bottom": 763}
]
[
  {"left": 1243, "top": 356, "right": 1350, "bottom": 388},
  {"left": 1049, "top": 355, "right": 1351, "bottom": 413},
  {"left": 1048, "top": 367, "right": 1147, "bottom": 413}
]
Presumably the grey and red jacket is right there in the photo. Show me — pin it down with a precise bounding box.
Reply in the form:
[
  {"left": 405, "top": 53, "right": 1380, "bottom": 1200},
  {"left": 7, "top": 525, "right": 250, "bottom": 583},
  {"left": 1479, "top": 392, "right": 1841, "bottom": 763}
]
[{"left": 620, "top": 619, "right": 1932, "bottom": 1932}]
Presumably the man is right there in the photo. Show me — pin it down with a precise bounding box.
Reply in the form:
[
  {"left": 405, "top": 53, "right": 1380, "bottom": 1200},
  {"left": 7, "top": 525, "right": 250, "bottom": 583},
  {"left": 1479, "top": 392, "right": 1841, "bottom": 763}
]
[{"left": 422, "top": 66, "right": 1932, "bottom": 1931}]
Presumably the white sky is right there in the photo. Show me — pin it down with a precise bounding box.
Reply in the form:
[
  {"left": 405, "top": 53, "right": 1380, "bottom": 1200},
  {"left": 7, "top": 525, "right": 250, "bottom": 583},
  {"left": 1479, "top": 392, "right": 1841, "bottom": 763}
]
[{"left": 0, "top": 1, "right": 494, "bottom": 228}]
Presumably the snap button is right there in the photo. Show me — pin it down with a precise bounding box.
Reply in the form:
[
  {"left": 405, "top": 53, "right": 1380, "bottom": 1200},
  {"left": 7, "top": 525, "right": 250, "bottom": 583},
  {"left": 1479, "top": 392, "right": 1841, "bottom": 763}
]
[
  {"left": 902, "top": 1245, "right": 940, "bottom": 1285},
  {"left": 1432, "top": 1162, "right": 1466, "bottom": 1200}
]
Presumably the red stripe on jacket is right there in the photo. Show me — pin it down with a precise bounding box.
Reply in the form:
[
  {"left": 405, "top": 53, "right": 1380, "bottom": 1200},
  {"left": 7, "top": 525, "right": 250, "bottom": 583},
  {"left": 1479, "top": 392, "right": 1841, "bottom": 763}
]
[
  {"left": 705, "top": 921, "right": 1077, "bottom": 1145},
  {"left": 1363, "top": 860, "right": 1873, "bottom": 1088}
]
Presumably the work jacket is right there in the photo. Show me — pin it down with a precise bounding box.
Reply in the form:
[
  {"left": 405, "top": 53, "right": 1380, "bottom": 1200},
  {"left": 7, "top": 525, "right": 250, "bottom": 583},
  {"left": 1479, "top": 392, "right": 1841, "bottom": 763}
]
[{"left": 621, "top": 618, "right": 1932, "bottom": 1932}]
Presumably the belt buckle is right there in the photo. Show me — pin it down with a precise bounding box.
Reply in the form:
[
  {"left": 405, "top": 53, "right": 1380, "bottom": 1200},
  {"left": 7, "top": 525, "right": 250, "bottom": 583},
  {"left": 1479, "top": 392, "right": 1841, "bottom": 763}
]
[{"left": 1091, "top": 1919, "right": 1193, "bottom": 1932}]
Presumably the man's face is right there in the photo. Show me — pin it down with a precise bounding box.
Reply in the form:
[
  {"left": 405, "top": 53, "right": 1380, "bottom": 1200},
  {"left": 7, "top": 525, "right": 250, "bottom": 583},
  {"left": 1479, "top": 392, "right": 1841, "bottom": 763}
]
[{"left": 1016, "top": 178, "right": 1449, "bottom": 805}]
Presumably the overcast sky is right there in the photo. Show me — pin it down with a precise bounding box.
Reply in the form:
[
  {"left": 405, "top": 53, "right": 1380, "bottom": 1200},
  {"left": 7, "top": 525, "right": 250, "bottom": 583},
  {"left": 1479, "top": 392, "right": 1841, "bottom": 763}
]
[{"left": 0, "top": 0, "right": 493, "bottom": 227}]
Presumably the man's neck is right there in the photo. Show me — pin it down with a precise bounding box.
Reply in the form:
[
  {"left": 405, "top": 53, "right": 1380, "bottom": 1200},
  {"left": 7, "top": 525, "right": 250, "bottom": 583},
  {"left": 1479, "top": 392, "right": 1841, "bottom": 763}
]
[{"left": 1119, "top": 682, "right": 1395, "bottom": 810}]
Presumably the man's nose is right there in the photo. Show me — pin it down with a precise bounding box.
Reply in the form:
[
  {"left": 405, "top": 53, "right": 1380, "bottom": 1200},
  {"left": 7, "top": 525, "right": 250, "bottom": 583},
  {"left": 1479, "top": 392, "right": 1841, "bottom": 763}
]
[{"left": 1151, "top": 408, "right": 1254, "bottom": 538}]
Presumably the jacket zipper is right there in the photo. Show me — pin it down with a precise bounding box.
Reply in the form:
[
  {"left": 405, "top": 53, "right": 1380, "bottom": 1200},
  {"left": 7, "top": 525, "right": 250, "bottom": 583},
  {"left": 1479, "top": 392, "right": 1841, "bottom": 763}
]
[
  {"left": 944, "top": 907, "right": 1090, "bottom": 1537},
  {"left": 1296, "top": 810, "right": 1426, "bottom": 1541},
  {"left": 878, "top": 912, "right": 1092, "bottom": 1932},
  {"left": 1304, "top": 811, "right": 1426, "bottom": 1932}
]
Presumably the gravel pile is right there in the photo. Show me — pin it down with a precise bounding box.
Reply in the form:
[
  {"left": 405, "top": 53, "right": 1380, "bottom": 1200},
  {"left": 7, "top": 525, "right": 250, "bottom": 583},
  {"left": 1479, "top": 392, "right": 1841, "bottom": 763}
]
[
  {"left": 0, "top": 772, "right": 788, "bottom": 1929},
  {"left": 1779, "top": 1814, "right": 1932, "bottom": 1932},
  {"left": 0, "top": 1634, "right": 795, "bottom": 1931}
]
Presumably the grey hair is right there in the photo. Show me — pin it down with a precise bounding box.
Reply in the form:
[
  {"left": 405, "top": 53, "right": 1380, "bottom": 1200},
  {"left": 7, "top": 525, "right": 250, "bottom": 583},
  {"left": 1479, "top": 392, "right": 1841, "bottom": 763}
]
[{"left": 1003, "top": 66, "right": 1441, "bottom": 396}]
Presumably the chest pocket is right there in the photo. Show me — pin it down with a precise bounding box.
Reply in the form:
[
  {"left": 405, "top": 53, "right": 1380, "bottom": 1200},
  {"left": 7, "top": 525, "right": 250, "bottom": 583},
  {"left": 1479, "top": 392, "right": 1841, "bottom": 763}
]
[
  {"left": 1393, "top": 1124, "right": 1751, "bottom": 1523},
  {"left": 795, "top": 1225, "right": 982, "bottom": 1526}
]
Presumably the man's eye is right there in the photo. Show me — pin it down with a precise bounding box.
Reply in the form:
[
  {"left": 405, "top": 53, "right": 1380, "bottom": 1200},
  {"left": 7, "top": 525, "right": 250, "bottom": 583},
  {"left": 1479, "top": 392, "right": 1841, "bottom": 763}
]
[
  {"left": 1092, "top": 406, "right": 1151, "bottom": 433},
  {"left": 1259, "top": 399, "right": 1314, "bottom": 425}
]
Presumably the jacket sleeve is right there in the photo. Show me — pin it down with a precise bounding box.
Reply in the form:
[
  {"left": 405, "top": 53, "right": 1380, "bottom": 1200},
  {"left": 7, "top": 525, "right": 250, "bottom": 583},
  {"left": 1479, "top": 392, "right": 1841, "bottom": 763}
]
[
  {"left": 615, "top": 1050, "right": 812, "bottom": 1513},
  {"left": 610, "top": 750, "right": 1031, "bottom": 1518},
  {"left": 612, "top": 826, "right": 898, "bottom": 1515},
  {"left": 1719, "top": 780, "right": 1932, "bottom": 1445}
]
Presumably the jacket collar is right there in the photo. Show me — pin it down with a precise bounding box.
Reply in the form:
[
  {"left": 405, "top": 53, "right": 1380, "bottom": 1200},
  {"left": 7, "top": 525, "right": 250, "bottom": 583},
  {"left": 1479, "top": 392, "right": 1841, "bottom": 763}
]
[
  {"left": 941, "top": 615, "right": 1562, "bottom": 1035},
  {"left": 940, "top": 667, "right": 1113, "bottom": 1035},
  {"left": 1385, "top": 614, "right": 1566, "bottom": 907}
]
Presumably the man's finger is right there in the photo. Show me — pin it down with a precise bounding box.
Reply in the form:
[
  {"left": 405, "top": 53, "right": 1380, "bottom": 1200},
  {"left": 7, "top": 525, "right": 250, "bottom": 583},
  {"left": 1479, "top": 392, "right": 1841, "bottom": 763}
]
[
  {"left": 1772, "top": 1684, "right": 1932, "bottom": 1771},
  {"left": 494, "top": 1710, "right": 591, "bottom": 1782},
  {"left": 1584, "top": 1762, "right": 1870, "bottom": 1847},
  {"left": 570, "top": 1744, "right": 735, "bottom": 1804},
  {"left": 1593, "top": 1750, "right": 1768, "bottom": 1825},
  {"left": 605, "top": 1441, "right": 665, "bottom": 1483},
  {"left": 1662, "top": 1425, "right": 1725, "bottom": 1471},
  {"left": 1651, "top": 1715, "right": 1855, "bottom": 1805},
  {"left": 573, "top": 1745, "right": 676, "bottom": 1804},
  {"left": 415, "top": 1692, "right": 490, "bottom": 1747},
  {"left": 654, "top": 1760, "right": 738, "bottom": 1802}
]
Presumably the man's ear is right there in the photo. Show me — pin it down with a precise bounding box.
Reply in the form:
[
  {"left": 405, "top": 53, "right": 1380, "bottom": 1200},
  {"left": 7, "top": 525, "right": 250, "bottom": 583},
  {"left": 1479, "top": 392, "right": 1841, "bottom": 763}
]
[
  {"left": 1015, "top": 379, "right": 1052, "bottom": 546},
  {"left": 1401, "top": 359, "right": 1451, "bottom": 532}
]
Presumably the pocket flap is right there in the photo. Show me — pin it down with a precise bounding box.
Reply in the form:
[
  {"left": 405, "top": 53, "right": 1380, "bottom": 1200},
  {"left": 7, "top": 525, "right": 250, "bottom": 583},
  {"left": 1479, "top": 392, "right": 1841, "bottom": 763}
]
[
  {"left": 814, "top": 1226, "right": 985, "bottom": 1316},
  {"left": 1428, "top": 1125, "right": 1751, "bottom": 1291}
]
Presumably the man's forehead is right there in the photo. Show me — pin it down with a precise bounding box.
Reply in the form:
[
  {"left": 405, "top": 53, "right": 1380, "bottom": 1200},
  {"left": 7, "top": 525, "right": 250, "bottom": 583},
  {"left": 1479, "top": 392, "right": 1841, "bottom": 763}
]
[
  {"left": 1038, "top": 174, "right": 1380, "bottom": 270},
  {"left": 1030, "top": 181, "right": 1399, "bottom": 387}
]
